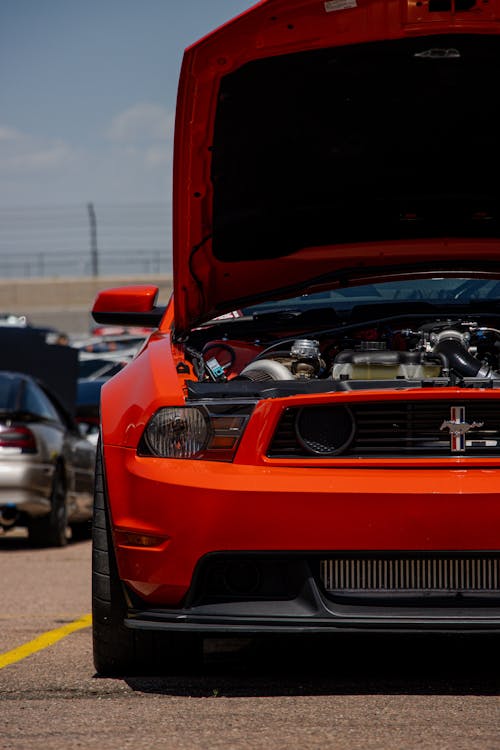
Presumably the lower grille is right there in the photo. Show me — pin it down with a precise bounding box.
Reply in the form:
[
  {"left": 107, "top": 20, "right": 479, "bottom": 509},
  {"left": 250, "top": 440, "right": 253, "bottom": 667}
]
[{"left": 320, "top": 556, "right": 500, "bottom": 594}]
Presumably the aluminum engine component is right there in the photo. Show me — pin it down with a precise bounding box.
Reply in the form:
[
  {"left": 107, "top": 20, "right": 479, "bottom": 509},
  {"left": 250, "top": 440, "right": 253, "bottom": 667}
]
[
  {"left": 240, "top": 359, "right": 293, "bottom": 381},
  {"left": 290, "top": 339, "right": 320, "bottom": 359}
]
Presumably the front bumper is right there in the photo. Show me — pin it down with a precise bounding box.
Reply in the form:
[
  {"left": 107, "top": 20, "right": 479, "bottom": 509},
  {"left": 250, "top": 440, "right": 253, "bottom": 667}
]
[{"left": 104, "top": 445, "right": 500, "bottom": 608}]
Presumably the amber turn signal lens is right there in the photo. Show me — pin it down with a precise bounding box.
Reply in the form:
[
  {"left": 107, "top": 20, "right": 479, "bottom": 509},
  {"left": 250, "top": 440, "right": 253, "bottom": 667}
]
[{"left": 114, "top": 531, "right": 167, "bottom": 548}]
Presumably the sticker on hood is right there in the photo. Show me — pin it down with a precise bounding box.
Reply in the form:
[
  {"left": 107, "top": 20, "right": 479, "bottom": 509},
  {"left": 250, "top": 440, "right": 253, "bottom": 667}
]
[{"left": 324, "top": 0, "right": 357, "bottom": 11}]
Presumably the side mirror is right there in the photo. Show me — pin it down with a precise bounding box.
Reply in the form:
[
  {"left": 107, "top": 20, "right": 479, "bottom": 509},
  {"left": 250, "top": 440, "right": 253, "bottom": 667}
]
[{"left": 92, "top": 285, "right": 166, "bottom": 327}]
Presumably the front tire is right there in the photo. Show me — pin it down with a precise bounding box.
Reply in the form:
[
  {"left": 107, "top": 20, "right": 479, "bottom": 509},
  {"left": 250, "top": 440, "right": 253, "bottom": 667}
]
[
  {"left": 28, "top": 466, "right": 67, "bottom": 548},
  {"left": 92, "top": 442, "right": 202, "bottom": 675}
]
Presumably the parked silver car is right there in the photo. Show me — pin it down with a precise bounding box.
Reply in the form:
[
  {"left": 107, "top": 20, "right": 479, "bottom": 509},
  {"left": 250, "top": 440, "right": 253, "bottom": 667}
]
[{"left": 0, "top": 371, "right": 95, "bottom": 546}]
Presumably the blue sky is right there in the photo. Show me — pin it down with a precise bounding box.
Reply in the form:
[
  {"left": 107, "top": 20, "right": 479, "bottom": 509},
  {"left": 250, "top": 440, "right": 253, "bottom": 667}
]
[{"left": 0, "top": 0, "right": 256, "bottom": 207}]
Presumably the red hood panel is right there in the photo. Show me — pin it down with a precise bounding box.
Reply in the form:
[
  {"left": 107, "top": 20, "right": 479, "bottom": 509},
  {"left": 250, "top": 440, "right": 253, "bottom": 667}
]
[{"left": 172, "top": 0, "right": 500, "bottom": 333}]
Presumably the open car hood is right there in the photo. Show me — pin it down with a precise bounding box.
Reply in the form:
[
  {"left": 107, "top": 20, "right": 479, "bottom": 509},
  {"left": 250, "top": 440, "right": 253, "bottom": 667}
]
[{"left": 172, "top": 0, "right": 500, "bottom": 334}]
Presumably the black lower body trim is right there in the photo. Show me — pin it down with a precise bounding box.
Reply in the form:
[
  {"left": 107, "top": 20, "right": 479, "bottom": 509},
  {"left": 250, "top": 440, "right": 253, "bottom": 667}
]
[{"left": 125, "top": 574, "right": 500, "bottom": 635}]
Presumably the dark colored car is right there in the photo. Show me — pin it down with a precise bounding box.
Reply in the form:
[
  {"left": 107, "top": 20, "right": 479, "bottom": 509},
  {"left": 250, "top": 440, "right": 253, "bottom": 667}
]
[{"left": 78, "top": 359, "right": 128, "bottom": 381}]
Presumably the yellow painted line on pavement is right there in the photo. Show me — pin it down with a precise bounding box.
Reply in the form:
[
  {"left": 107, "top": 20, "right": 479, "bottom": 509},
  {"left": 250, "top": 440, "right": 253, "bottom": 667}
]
[{"left": 0, "top": 613, "right": 92, "bottom": 670}]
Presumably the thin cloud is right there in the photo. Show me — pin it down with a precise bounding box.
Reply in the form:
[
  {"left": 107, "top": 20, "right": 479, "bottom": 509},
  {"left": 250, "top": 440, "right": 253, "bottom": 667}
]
[
  {"left": 0, "top": 125, "right": 77, "bottom": 173},
  {"left": 4, "top": 143, "right": 74, "bottom": 171},
  {"left": 0, "top": 126, "right": 23, "bottom": 142},
  {"left": 145, "top": 146, "right": 171, "bottom": 167},
  {"left": 107, "top": 103, "right": 174, "bottom": 144},
  {"left": 0, "top": 115, "right": 172, "bottom": 204}
]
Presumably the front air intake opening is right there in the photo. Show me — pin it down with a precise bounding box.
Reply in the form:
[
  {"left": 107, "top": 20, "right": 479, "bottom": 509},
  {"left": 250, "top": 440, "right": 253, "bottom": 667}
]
[
  {"left": 317, "top": 553, "right": 500, "bottom": 605},
  {"left": 186, "top": 555, "right": 311, "bottom": 607}
]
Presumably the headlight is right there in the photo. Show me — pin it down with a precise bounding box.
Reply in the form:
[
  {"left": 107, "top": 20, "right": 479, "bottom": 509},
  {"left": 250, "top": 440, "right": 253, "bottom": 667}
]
[
  {"left": 140, "top": 402, "right": 255, "bottom": 461},
  {"left": 144, "top": 407, "right": 209, "bottom": 458},
  {"left": 295, "top": 405, "right": 355, "bottom": 455}
]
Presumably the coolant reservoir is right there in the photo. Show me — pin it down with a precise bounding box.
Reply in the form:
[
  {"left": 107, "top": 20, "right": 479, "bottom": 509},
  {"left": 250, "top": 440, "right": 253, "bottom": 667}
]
[{"left": 331, "top": 350, "right": 440, "bottom": 380}]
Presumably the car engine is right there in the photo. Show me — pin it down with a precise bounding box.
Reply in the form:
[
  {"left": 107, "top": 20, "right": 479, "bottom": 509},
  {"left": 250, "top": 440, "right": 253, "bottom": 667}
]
[
  {"left": 240, "top": 322, "right": 500, "bottom": 383},
  {"left": 188, "top": 318, "right": 500, "bottom": 396}
]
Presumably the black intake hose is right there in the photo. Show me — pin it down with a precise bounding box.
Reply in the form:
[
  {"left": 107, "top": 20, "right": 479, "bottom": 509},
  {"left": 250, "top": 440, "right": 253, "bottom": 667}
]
[{"left": 433, "top": 336, "right": 490, "bottom": 378}]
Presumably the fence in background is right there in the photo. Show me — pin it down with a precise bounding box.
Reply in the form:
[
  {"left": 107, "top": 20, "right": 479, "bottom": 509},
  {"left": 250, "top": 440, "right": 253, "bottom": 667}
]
[
  {"left": 0, "top": 249, "right": 167, "bottom": 278},
  {"left": 0, "top": 203, "right": 172, "bottom": 278}
]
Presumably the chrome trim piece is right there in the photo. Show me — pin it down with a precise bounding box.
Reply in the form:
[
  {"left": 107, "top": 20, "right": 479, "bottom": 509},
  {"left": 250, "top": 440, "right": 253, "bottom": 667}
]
[{"left": 440, "top": 405, "right": 484, "bottom": 453}]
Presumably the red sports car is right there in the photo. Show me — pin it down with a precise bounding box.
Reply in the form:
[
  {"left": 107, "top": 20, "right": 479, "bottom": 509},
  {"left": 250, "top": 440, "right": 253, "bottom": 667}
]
[{"left": 91, "top": 0, "right": 500, "bottom": 674}]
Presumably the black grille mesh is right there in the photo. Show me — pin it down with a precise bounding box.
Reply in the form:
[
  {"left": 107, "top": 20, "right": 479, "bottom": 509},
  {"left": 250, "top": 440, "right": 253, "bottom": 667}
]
[
  {"left": 320, "top": 556, "right": 500, "bottom": 593},
  {"left": 268, "top": 400, "right": 500, "bottom": 458}
]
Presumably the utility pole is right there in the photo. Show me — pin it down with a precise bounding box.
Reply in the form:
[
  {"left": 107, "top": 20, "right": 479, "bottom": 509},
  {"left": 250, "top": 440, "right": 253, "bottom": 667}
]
[{"left": 87, "top": 202, "right": 99, "bottom": 277}]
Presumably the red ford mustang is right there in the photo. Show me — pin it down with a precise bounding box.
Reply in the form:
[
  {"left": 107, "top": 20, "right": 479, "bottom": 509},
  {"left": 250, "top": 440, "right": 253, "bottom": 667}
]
[{"left": 91, "top": 0, "right": 500, "bottom": 674}]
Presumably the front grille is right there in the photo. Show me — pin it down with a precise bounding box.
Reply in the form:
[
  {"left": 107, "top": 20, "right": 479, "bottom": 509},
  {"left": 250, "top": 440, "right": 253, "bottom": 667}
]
[
  {"left": 268, "top": 400, "right": 500, "bottom": 458},
  {"left": 320, "top": 556, "right": 500, "bottom": 594}
]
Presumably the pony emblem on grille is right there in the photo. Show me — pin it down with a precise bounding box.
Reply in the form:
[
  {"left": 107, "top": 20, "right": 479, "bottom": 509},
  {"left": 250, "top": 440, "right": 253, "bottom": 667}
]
[{"left": 440, "top": 406, "right": 484, "bottom": 452}]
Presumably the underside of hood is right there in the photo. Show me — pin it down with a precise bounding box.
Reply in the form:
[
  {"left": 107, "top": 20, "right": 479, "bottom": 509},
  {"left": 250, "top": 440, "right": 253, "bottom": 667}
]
[{"left": 172, "top": 0, "right": 500, "bottom": 334}]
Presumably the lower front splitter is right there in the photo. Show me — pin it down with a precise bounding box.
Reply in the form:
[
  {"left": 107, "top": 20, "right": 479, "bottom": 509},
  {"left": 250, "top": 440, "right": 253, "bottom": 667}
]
[{"left": 125, "top": 576, "right": 500, "bottom": 634}]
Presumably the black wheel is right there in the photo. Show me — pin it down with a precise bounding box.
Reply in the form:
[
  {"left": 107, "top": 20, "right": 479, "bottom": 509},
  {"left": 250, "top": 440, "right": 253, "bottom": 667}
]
[
  {"left": 28, "top": 466, "right": 67, "bottom": 548},
  {"left": 92, "top": 441, "right": 202, "bottom": 676}
]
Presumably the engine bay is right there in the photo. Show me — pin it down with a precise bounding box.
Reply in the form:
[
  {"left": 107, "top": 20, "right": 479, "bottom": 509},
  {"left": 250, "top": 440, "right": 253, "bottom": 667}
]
[{"left": 184, "top": 307, "right": 500, "bottom": 398}]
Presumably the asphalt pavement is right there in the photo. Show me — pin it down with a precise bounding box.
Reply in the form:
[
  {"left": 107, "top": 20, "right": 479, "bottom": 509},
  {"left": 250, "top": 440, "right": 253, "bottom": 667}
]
[{"left": 1, "top": 529, "right": 500, "bottom": 750}]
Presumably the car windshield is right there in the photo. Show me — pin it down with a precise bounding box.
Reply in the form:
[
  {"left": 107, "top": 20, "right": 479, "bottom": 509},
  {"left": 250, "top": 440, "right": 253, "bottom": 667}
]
[{"left": 243, "top": 277, "right": 500, "bottom": 316}]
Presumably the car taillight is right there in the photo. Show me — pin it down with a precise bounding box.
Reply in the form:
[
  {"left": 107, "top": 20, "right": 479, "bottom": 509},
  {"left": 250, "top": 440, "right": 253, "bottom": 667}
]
[
  {"left": 139, "top": 402, "right": 255, "bottom": 461},
  {"left": 0, "top": 425, "right": 37, "bottom": 453}
]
